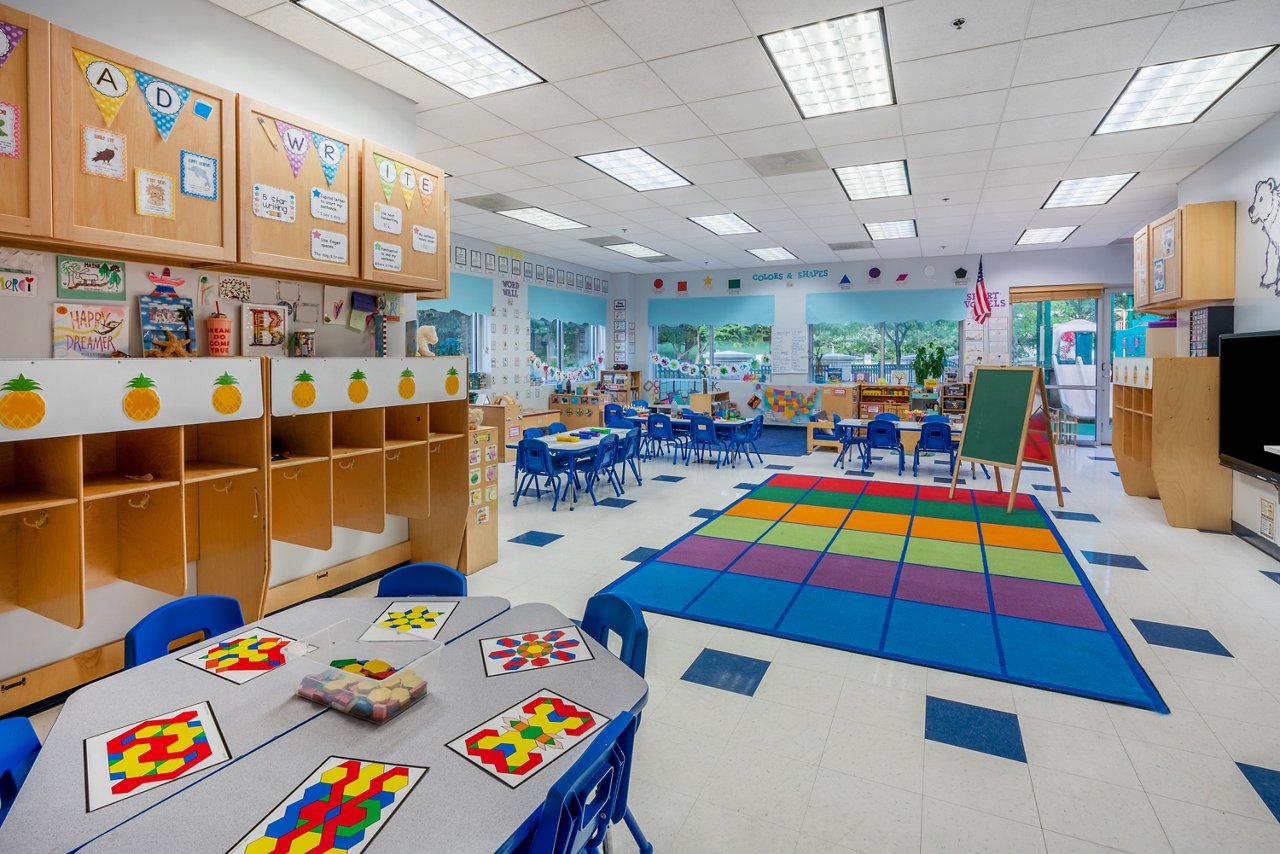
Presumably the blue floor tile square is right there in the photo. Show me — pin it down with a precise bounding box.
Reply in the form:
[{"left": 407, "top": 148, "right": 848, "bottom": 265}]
[
  {"left": 1238, "top": 763, "right": 1280, "bottom": 823},
  {"left": 1091, "top": 456, "right": 1116, "bottom": 462},
  {"left": 1023, "top": 465, "right": 1050, "bottom": 472},
  {"left": 766, "top": 464, "right": 794, "bottom": 470},
  {"left": 681, "top": 648, "right": 771, "bottom": 696},
  {"left": 1081, "top": 551, "right": 1147, "bottom": 570},
  {"left": 1033, "top": 484, "right": 1070, "bottom": 493},
  {"left": 1052, "top": 511, "right": 1100, "bottom": 523},
  {"left": 925, "top": 696, "right": 1026, "bottom": 762},
  {"left": 509, "top": 530, "right": 563, "bottom": 547},
  {"left": 1264, "top": 571, "right": 1280, "bottom": 586},
  {"left": 623, "top": 547, "right": 660, "bottom": 562},
  {"left": 934, "top": 477, "right": 966, "bottom": 485},
  {"left": 691, "top": 508, "right": 720, "bottom": 519},
  {"left": 1132, "top": 619, "right": 1231, "bottom": 657},
  {"left": 735, "top": 482, "right": 762, "bottom": 490},
  {"left": 1111, "top": 471, "right": 1120, "bottom": 476},
  {"left": 845, "top": 470, "right": 875, "bottom": 478},
  {"left": 653, "top": 474, "right": 685, "bottom": 482},
  {"left": 598, "top": 497, "right": 635, "bottom": 508}
]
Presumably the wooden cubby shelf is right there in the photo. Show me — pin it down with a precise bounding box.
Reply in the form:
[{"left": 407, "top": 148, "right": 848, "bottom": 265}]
[
  {"left": 331, "top": 445, "right": 382, "bottom": 459},
  {"left": 183, "top": 461, "right": 259, "bottom": 484},
  {"left": 271, "top": 454, "right": 328, "bottom": 469},
  {"left": 0, "top": 489, "right": 78, "bottom": 516},
  {"left": 82, "top": 473, "right": 183, "bottom": 501},
  {"left": 429, "top": 432, "right": 465, "bottom": 443},
  {"left": 384, "top": 438, "right": 429, "bottom": 450}
]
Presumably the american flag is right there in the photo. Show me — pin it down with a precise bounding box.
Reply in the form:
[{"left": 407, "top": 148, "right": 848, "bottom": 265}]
[{"left": 972, "top": 257, "right": 992, "bottom": 324}]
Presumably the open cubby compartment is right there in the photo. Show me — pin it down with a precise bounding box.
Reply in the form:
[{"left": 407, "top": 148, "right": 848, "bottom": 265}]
[
  {"left": 183, "top": 420, "right": 267, "bottom": 483},
  {"left": 333, "top": 449, "right": 386, "bottom": 533},
  {"left": 0, "top": 436, "right": 81, "bottom": 517},
  {"left": 385, "top": 403, "right": 430, "bottom": 448},
  {"left": 271, "top": 455, "right": 332, "bottom": 549},
  {"left": 428, "top": 399, "right": 469, "bottom": 442},
  {"left": 82, "top": 427, "right": 183, "bottom": 501},
  {"left": 332, "top": 408, "right": 384, "bottom": 459},
  {"left": 385, "top": 404, "right": 430, "bottom": 518},
  {"left": 83, "top": 483, "right": 186, "bottom": 596},
  {"left": 0, "top": 501, "right": 84, "bottom": 629},
  {"left": 191, "top": 470, "right": 269, "bottom": 620},
  {"left": 271, "top": 412, "right": 331, "bottom": 467},
  {"left": 410, "top": 427, "right": 467, "bottom": 571}
]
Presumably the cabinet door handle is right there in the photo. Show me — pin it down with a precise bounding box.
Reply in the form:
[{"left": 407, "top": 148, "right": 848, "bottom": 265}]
[
  {"left": 316, "top": 571, "right": 329, "bottom": 580},
  {"left": 1, "top": 677, "right": 26, "bottom": 692},
  {"left": 252, "top": 487, "right": 261, "bottom": 519}
]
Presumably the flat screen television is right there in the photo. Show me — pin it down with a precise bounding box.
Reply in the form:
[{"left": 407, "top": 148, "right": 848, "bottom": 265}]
[{"left": 1219, "top": 331, "right": 1280, "bottom": 484}]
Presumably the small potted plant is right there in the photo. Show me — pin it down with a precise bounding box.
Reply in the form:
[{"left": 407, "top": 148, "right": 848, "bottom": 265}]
[{"left": 914, "top": 343, "right": 946, "bottom": 391}]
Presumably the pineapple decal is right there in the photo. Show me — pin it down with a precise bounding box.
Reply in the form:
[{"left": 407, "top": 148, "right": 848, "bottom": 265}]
[
  {"left": 0, "top": 374, "right": 46, "bottom": 430},
  {"left": 348, "top": 370, "right": 369, "bottom": 404},
  {"left": 444, "top": 367, "right": 460, "bottom": 396},
  {"left": 123, "top": 374, "right": 161, "bottom": 422},
  {"left": 292, "top": 371, "right": 316, "bottom": 409},
  {"left": 212, "top": 372, "right": 242, "bottom": 415},
  {"left": 398, "top": 368, "right": 416, "bottom": 400}
]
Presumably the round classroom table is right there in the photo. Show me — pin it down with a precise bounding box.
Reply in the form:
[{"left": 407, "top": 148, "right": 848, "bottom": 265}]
[{"left": 0, "top": 597, "right": 648, "bottom": 853}]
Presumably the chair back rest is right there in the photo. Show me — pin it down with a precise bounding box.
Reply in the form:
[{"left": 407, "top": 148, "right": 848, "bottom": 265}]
[
  {"left": 606, "top": 419, "right": 633, "bottom": 430},
  {"left": 622, "top": 408, "right": 637, "bottom": 416},
  {"left": 922, "top": 413, "right": 948, "bottom": 423},
  {"left": 680, "top": 407, "right": 696, "bottom": 418},
  {"left": 124, "top": 595, "right": 245, "bottom": 668},
  {"left": 689, "top": 414, "right": 716, "bottom": 442},
  {"left": 750, "top": 413, "right": 764, "bottom": 440},
  {"left": 917, "top": 421, "right": 953, "bottom": 451},
  {"left": 524, "top": 427, "right": 545, "bottom": 439},
  {"left": 581, "top": 592, "right": 649, "bottom": 677},
  {"left": 866, "top": 419, "right": 900, "bottom": 449},
  {"left": 520, "top": 439, "right": 553, "bottom": 475},
  {"left": 623, "top": 427, "right": 642, "bottom": 458},
  {"left": 547, "top": 422, "right": 568, "bottom": 434},
  {"left": 873, "top": 412, "right": 900, "bottom": 422},
  {"left": 528, "top": 712, "right": 635, "bottom": 854},
  {"left": 647, "top": 412, "right": 672, "bottom": 439},
  {"left": 376, "top": 562, "right": 467, "bottom": 597},
  {"left": 0, "top": 717, "right": 40, "bottom": 826},
  {"left": 592, "top": 433, "right": 619, "bottom": 471},
  {"left": 603, "top": 404, "right": 623, "bottom": 422}
]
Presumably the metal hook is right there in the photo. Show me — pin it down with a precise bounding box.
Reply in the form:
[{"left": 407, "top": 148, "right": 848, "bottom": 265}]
[
  {"left": 22, "top": 511, "right": 49, "bottom": 530},
  {"left": 212, "top": 479, "right": 233, "bottom": 493},
  {"left": 282, "top": 469, "right": 301, "bottom": 480},
  {"left": 128, "top": 493, "right": 151, "bottom": 510},
  {"left": 386, "top": 451, "right": 400, "bottom": 462},
  {"left": 338, "top": 459, "right": 355, "bottom": 470}
]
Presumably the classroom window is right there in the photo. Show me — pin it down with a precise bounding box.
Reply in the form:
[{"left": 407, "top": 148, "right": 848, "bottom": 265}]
[
  {"left": 417, "top": 307, "right": 486, "bottom": 369},
  {"left": 651, "top": 324, "right": 772, "bottom": 380},
  {"left": 530, "top": 319, "right": 603, "bottom": 381},
  {"left": 809, "top": 320, "right": 959, "bottom": 382}
]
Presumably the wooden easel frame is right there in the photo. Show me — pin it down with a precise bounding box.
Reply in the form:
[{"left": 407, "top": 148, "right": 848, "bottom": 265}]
[{"left": 949, "top": 366, "right": 1064, "bottom": 512}]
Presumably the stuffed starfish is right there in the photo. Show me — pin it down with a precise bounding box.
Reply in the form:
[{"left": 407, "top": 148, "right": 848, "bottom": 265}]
[{"left": 146, "top": 330, "right": 191, "bottom": 357}]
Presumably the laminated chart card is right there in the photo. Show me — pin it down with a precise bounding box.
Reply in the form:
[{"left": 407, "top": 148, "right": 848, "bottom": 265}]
[
  {"left": 84, "top": 701, "right": 230, "bottom": 811},
  {"left": 176, "top": 627, "right": 298, "bottom": 684},
  {"left": 359, "top": 600, "right": 458, "bottom": 642},
  {"left": 227, "top": 756, "right": 426, "bottom": 854},
  {"left": 478, "top": 626, "right": 594, "bottom": 677},
  {"left": 447, "top": 691, "right": 607, "bottom": 788}
]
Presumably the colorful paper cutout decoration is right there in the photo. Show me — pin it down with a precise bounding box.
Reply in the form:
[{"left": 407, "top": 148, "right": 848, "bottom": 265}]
[
  {"left": 0, "top": 373, "right": 44, "bottom": 430},
  {"left": 57, "top": 255, "right": 125, "bottom": 301},
  {"left": 0, "top": 100, "right": 19, "bottom": 159},
  {"left": 418, "top": 172, "right": 434, "bottom": 211},
  {"left": 73, "top": 48, "right": 131, "bottom": 127},
  {"left": 311, "top": 132, "right": 346, "bottom": 187},
  {"left": 447, "top": 691, "right": 607, "bottom": 788},
  {"left": 479, "top": 626, "right": 594, "bottom": 677},
  {"left": 241, "top": 303, "right": 288, "bottom": 355},
  {"left": 373, "top": 153, "right": 396, "bottom": 203},
  {"left": 53, "top": 303, "right": 128, "bottom": 359},
  {"left": 396, "top": 161, "right": 416, "bottom": 208},
  {"left": 227, "top": 757, "right": 426, "bottom": 854},
  {"left": 0, "top": 21, "right": 26, "bottom": 71},
  {"left": 360, "top": 600, "right": 459, "bottom": 642},
  {"left": 176, "top": 628, "right": 296, "bottom": 684},
  {"left": 84, "top": 702, "right": 230, "bottom": 811},
  {"left": 130, "top": 69, "right": 189, "bottom": 141},
  {"left": 273, "top": 119, "right": 311, "bottom": 177},
  {"left": 139, "top": 292, "right": 195, "bottom": 358}
]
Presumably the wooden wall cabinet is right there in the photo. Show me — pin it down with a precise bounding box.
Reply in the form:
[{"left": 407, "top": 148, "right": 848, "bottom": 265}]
[
  {"left": 1139, "top": 202, "right": 1234, "bottom": 309},
  {"left": 50, "top": 27, "right": 236, "bottom": 261},
  {"left": 0, "top": 4, "right": 52, "bottom": 237},
  {"left": 237, "top": 97, "right": 360, "bottom": 279},
  {"left": 360, "top": 141, "right": 447, "bottom": 294},
  {"left": 1133, "top": 224, "right": 1150, "bottom": 308}
]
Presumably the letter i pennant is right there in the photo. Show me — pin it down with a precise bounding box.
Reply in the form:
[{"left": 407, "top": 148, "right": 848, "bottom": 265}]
[{"left": 73, "top": 48, "right": 132, "bottom": 127}]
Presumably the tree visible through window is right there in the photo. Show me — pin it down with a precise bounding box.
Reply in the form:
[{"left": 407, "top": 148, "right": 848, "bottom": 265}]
[{"left": 810, "top": 320, "right": 958, "bottom": 382}]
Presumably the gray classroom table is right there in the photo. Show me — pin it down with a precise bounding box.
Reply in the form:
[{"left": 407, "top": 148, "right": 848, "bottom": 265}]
[{"left": 1, "top": 598, "right": 647, "bottom": 853}]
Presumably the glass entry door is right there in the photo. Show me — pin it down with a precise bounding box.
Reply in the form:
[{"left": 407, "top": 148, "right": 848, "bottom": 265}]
[{"left": 1012, "top": 296, "right": 1105, "bottom": 445}]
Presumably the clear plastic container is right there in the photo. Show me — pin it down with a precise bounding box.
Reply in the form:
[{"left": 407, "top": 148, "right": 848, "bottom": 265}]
[{"left": 287, "top": 619, "right": 442, "bottom": 724}]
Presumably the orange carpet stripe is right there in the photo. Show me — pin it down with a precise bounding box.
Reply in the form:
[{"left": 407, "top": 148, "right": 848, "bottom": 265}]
[
  {"left": 843, "top": 509, "right": 911, "bottom": 535},
  {"left": 980, "top": 523, "right": 1061, "bottom": 552},
  {"left": 910, "top": 516, "right": 981, "bottom": 544},
  {"left": 783, "top": 504, "right": 849, "bottom": 528},
  {"left": 726, "top": 498, "right": 791, "bottom": 521}
]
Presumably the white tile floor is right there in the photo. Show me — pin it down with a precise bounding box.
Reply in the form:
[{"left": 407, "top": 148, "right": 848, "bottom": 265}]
[{"left": 26, "top": 440, "right": 1280, "bottom": 853}]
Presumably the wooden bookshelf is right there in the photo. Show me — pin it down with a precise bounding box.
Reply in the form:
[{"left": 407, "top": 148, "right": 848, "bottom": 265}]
[
  {"left": 858, "top": 384, "right": 911, "bottom": 418},
  {"left": 600, "top": 370, "right": 642, "bottom": 405}
]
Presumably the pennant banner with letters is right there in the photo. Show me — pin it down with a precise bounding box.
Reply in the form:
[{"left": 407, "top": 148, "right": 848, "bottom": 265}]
[
  {"left": 131, "top": 69, "right": 190, "bottom": 141},
  {"left": 373, "top": 153, "right": 396, "bottom": 203},
  {"left": 311, "top": 132, "right": 346, "bottom": 187},
  {"left": 73, "top": 48, "right": 132, "bottom": 127},
  {"left": 273, "top": 119, "right": 311, "bottom": 178},
  {"left": 0, "top": 21, "right": 26, "bottom": 72}
]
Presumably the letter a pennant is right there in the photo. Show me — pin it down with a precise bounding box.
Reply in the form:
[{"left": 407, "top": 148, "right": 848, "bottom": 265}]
[
  {"left": 373, "top": 153, "right": 396, "bottom": 203},
  {"left": 0, "top": 21, "right": 26, "bottom": 72},
  {"left": 311, "top": 132, "right": 346, "bottom": 187},
  {"left": 131, "top": 70, "right": 190, "bottom": 141},
  {"left": 73, "top": 48, "right": 132, "bottom": 127},
  {"left": 273, "top": 119, "right": 311, "bottom": 177}
]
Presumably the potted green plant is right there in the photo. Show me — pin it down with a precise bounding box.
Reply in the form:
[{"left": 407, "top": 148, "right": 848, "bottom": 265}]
[{"left": 914, "top": 343, "right": 946, "bottom": 390}]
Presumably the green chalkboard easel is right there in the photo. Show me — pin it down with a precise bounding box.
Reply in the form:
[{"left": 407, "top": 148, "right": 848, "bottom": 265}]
[{"left": 949, "top": 366, "right": 1063, "bottom": 512}]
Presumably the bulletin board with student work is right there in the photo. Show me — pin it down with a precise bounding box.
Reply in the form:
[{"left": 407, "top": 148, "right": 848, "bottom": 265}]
[
  {"left": 236, "top": 97, "right": 360, "bottom": 279},
  {"left": 361, "top": 141, "right": 448, "bottom": 295},
  {"left": 0, "top": 4, "right": 52, "bottom": 237},
  {"left": 49, "top": 26, "right": 236, "bottom": 261}
]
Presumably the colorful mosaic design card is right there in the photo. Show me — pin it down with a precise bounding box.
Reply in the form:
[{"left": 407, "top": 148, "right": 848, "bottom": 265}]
[
  {"left": 360, "top": 600, "right": 458, "bottom": 642},
  {"left": 447, "top": 691, "right": 607, "bottom": 788},
  {"left": 84, "top": 701, "right": 229, "bottom": 811},
  {"left": 177, "top": 627, "right": 297, "bottom": 684},
  {"left": 478, "top": 626, "right": 594, "bottom": 677},
  {"left": 227, "top": 756, "right": 426, "bottom": 854}
]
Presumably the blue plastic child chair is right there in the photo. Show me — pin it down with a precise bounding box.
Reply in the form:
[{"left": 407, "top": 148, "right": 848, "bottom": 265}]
[
  {"left": 811, "top": 412, "right": 841, "bottom": 441},
  {"left": 615, "top": 427, "right": 644, "bottom": 486},
  {"left": 583, "top": 434, "right": 625, "bottom": 505},
  {"left": 606, "top": 419, "right": 634, "bottom": 430},
  {"left": 622, "top": 408, "right": 637, "bottom": 417},
  {"left": 124, "top": 595, "right": 245, "bottom": 668},
  {"left": 515, "top": 439, "right": 572, "bottom": 511},
  {"left": 686, "top": 415, "right": 725, "bottom": 468},
  {"left": 377, "top": 562, "right": 467, "bottom": 597},
  {"left": 862, "top": 419, "right": 905, "bottom": 475},
  {"left": 0, "top": 717, "right": 40, "bottom": 827},
  {"left": 724, "top": 420, "right": 754, "bottom": 468},
  {"left": 603, "top": 403, "right": 624, "bottom": 424},
  {"left": 745, "top": 414, "right": 765, "bottom": 465},
  {"left": 547, "top": 422, "right": 568, "bottom": 435},
  {"left": 873, "top": 412, "right": 900, "bottom": 422},
  {"left": 913, "top": 421, "right": 957, "bottom": 476},
  {"left": 524, "top": 427, "right": 546, "bottom": 439},
  {"left": 835, "top": 421, "right": 868, "bottom": 469},
  {"left": 644, "top": 413, "right": 686, "bottom": 463}
]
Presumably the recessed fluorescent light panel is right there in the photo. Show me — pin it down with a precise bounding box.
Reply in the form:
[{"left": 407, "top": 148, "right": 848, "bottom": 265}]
[
  {"left": 605, "top": 242, "right": 665, "bottom": 259},
  {"left": 689, "top": 213, "right": 758, "bottom": 235},
  {"left": 865, "top": 219, "right": 917, "bottom": 240},
  {"left": 1043, "top": 173, "right": 1136, "bottom": 208},
  {"left": 1096, "top": 47, "right": 1276, "bottom": 134},
  {"left": 578, "top": 148, "right": 691, "bottom": 192},
  {"left": 748, "top": 247, "right": 798, "bottom": 261},
  {"left": 834, "top": 160, "right": 910, "bottom": 201},
  {"left": 496, "top": 207, "right": 587, "bottom": 230},
  {"left": 1017, "top": 226, "right": 1078, "bottom": 245},
  {"left": 292, "top": 0, "right": 542, "bottom": 98},
  {"left": 761, "top": 9, "right": 895, "bottom": 119}
]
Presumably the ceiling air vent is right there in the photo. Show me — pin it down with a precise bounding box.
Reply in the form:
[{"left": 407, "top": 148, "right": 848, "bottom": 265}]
[
  {"left": 829, "top": 240, "right": 875, "bottom": 251},
  {"left": 454, "top": 193, "right": 526, "bottom": 212},
  {"left": 745, "top": 148, "right": 829, "bottom": 177}
]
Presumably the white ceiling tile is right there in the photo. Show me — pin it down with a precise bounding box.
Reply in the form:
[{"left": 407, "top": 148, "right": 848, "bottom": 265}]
[
  {"left": 606, "top": 105, "right": 715, "bottom": 146},
  {"left": 894, "top": 43, "right": 1020, "bottom": 102},
  {"left": 980, "top": 182, "right": 1054, "bottom": 202},
  {"left": 646, "top": 137, "right": 739, "bottom": 167},
  {"left": 905, "top": 125, "right": 999, "bottom": 159},
  {"left": 475, "top": 86, "right": 596, "bottom": 132},
  {"left": 248, "top": 4, "right": 392, "bottom": 69},
  {"left": 908, "top": 151, "right": 992, "bottom": 178},
  {"left": 688, "top": 88, "right": 799, "bottom": 134},
  {"left": 557, "top": 64, "right": 681, "bottom": 119},
  {"left": 415, "top": 127, "right": 457, "bottom": 155},
  {"left": 1144, "top": 0, "right": 1280, "bottom": 65},
  {"left": 780, "top": 187, "right": 850, "bottom": 207},
  {"left": 728, "top": 194, "right": 792, "bottom": 212},
  {"left": 804, "top": 107, "right": 903, "bottom": 146},
  {"left": 461, "top": 168, "right": 547, "bottom": 193},
  {"left": 532, "top": 122, "right": 635, "bottom": 156},
  {"left": 719, "top": 124, "right": 816, "bottom": 159},
  {"left": 994, "top": 112, "right": 1101, "bottom": 148},
  {"left": 986, "top": 140, "right": 1084, "bottom": 170},
  {"left": 1013, "top": 18, "right": 1168, "bottom": 87},
  {"left": 1176, "top": 114, "right": 1271, "bottom": 148},
  {"left": 648, "top": 39, "right": 781, "bottom": 102},
  {"left": 1025, "top": 0, "right": 1180, "bottom": 38},
  {"left": 426, "top": 146, "right": 506, "bottom": 175},
  {"left": 416, "top": 102, "right": 521, "bottom": 144},
  {"left": 680, "top": 160, "right": 760, "bottom": 183},
  {"left": 489, "top": 9, "right": 640, "bottom": 82},
  {"left": 976, "top": 198, "right": 1043, "bottom": 214},
  {"left": 984, "top": 164, "right": 1065, "bottom": 188},
  {"left": 1063, "top": 152, "right": 1158, "bottom": 178},
  {"left": 850, "top": 198, "right": 914, "bottom": 219},
  {"left": 915, "top": 195, "right": 980, "bottom": 213},
  {"left": 209, "top": 0, "right": 284, "bottom": 14},
  {"left": 1202, "top": 82, "right": 1280, "bottom": 122},
  {"left": 1002, "top": 71, "right": 1132, "bottom": 121},
  {"left": 820, "top": 138, "right": 908, "bottom": 168},
  {"left": 521, "top": 158, "right": 607, "bottom": 184},
  {"left": 562, "top": 176, "right": 638, "bottom": 200},
  {"left": 1072, "top": 126, "right": 1188, "bottom": 160},
  {"left": 899, "top": 91, "right": 1009, "bottom": 136},
  {"left": 705, "top": 178, "right": 775, "bottom": 200},
  {"left": 1149, "top": 143, "right": 1231, "bottom": 170},
  {"left": 469, "top": 134, "right": 567, "bottom": 167},
  {"left": 886, "top": 0, "right": 1033, "bottom": 63},
  {"left": 443, "top": 0, "right": 586, "bottom": 32},
  {"left": 640, "top": 186, "right": 716, "bottom": 205},
  {"left": 1125, "top": 166, "right": 1199, "bottom": 188},
  {"left": 1241, "top": 53, "right": 1280, "bottom": 88},
  {"left": 731, "top": 0, "right": 896, "bottom": 35},
  {"left": 355, "top": 60, "right": 463, "bottom": 110},
  {"left": 516, "top": 186, "right": 582, "bottom": 206},
  {"left": 764, "top": 171, "right": 842, "bottom": 193},
  {"left": 594, "top": 0, "right": 753, "bottom": 60},
  {"left": 908, "top": 172, "right": 987, "bottom": 194},
  {"left": 438, "top": 178, "right": 490, "bottom": 198}
]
